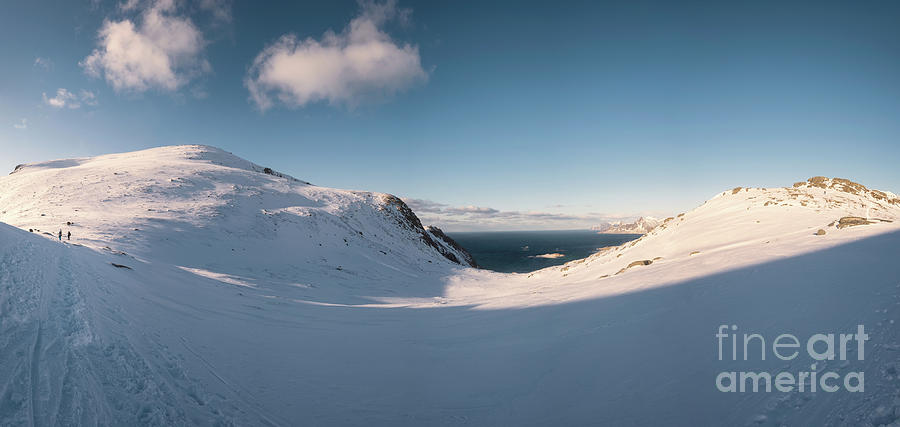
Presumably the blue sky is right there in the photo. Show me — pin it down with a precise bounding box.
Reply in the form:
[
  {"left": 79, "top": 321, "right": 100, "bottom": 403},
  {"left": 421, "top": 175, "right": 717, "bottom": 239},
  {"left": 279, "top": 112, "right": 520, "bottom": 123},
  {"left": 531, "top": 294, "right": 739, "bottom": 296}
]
[{"left": 2, "top": 0, "right": 900, "bottom": 231}]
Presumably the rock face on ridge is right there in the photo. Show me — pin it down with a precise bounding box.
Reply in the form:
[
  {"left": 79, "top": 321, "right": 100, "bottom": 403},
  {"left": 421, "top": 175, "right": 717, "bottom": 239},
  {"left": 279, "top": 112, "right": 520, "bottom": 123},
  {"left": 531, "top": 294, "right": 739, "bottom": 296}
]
[
  {"left": 380, "top": 195, "right": 477, "bottom": 267},
  {"left": 425, "top": 225, "right": 478, "bottom": 268},
  {"left": 796, "top": 176, "right": 900, "bottom": 205}
]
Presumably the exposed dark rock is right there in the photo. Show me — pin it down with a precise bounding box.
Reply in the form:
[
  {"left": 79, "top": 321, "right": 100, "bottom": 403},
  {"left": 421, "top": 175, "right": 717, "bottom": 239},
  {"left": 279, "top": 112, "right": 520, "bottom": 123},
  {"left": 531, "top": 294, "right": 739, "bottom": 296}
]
[
  {"left": 380, "top": 195, "right": 477, "bottom": 267},
  {"left": 426, "top": 226, "right": 479, "bottom": 268},
  {"left": 110, "top": 263, "right": 132, "bottom": 270},
  {"left": 792, "top": 177, "right": 900, "bottom": 206},
  {"left": 254, "top": 165, "right": 309, "bottom": 184},
  {"left": 837, "top": 216, "right": 874, "bottom": 229},
  {"left": 616, "top": 259, "right": 653, "bottom": 275},
  {"left": 815, "top": 229, "right": 826, "bottom": 235}
]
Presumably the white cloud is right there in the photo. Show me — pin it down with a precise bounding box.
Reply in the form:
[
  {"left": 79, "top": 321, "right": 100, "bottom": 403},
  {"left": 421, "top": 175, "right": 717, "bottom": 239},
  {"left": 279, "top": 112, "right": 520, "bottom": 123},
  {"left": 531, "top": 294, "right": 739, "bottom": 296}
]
[
  {"left": 43, "top": 88, "right": 98, "bottom": 109},
  {"left": 13, "top": 118, "right": 27, "bottom": 130},
  {"left": 81, "top": 0, "right": 208, "bottom": 92},
  {"left": 44, "top": 88, "right": 78, "bottom": 108},
  {"left": 402, "top": 198, "right": 446, "bottom": 213},
  {"left": 80, "top": 90, "right": 99, "bottom": 106},
  {"left": 245, "top": 0, "right": 427, "bottom": 110},
  {"left": 444, "top": 206, "right": 501, "bottom": 215},
  {"left": 33, "top": 57, "right": 52, "bottom": 70}
]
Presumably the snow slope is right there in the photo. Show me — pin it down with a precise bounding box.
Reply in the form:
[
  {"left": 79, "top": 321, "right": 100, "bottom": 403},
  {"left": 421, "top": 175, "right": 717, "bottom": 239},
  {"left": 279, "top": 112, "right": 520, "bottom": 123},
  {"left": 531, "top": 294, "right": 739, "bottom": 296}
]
[
  {"left": 0, "top": 145, "right": 474, "bottom": 303},
  {"left": 437, "top": 178, "right": 900, "bottom": 309},
  {"left": 2, "top": 147, "right": 900, "bottom": 426}
]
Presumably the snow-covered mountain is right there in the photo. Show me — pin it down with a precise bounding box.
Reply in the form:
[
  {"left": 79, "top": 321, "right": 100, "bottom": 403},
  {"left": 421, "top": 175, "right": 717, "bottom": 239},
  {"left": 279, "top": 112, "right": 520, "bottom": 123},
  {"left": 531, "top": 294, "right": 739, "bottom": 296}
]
[
  {"left": 0, "top": 145, "right": 475, "bottom": 296},
  {"left": 592, "top": 216, "right": 662, "bottom": 234},
  {"left": 2, "top": 147, "right": 900, "bottom": 426},
  {"left": 442, "top": 177, "right": 900, "bottom": 308}
]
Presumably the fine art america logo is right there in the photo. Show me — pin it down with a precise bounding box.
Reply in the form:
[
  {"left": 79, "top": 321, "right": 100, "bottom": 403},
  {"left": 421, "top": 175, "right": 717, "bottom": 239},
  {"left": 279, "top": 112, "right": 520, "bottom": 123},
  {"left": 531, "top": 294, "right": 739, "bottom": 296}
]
[{"left": 715, "top": 324, "right": 868, "bottom": 393}]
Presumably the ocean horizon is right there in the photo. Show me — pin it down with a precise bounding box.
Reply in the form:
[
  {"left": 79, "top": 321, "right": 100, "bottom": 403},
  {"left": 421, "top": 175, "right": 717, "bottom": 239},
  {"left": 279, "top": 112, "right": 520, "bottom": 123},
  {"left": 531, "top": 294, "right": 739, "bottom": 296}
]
[{"left": 448, "top": 229, "right": 641, "bottom": 273}]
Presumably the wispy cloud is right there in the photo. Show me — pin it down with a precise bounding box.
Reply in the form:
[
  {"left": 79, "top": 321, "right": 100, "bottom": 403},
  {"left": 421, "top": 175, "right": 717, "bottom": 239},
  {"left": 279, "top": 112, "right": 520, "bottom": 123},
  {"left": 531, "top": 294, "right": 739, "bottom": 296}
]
[
  {"left": 403, "top": 198, "right": 644, "bottom": 231},
  {"left": 81, "top": 0, "right": 209, "bottom": 92},
  {"left": 245, "top": 0, "right": 427, "bottom": 111},
  {"left": 12, "top": 118, "right": 27, "bottom": 130},
  {"left": 118, "top": 0, "right": 141, "bottom": 12},
  {"left": 33, "top": 57, "right": 52, "bottom": 70},
  {"left": 402, "top": 198, "right": 447, "bottom": 213},
  {"left": 44, "top": 89, "right": 77, "bottom": 108},
  {"left": 43, "top": 88, "right": 98, "bottom": 109},
  {"left": 79, "top": 90, "right": 99, "bottom": 106},
  {"left": 444, "top": 206, "right": 500, "bottom": 215},
  {"left": 199, "top": 0, "right": 232, "bottom": 26}
]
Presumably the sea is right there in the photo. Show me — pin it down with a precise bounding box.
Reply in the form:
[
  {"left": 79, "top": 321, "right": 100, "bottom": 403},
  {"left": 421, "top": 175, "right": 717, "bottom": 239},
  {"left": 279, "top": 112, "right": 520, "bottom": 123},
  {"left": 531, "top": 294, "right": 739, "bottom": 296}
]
[{"left": 447, "top": 230, "right": 641, "bottom": 273}]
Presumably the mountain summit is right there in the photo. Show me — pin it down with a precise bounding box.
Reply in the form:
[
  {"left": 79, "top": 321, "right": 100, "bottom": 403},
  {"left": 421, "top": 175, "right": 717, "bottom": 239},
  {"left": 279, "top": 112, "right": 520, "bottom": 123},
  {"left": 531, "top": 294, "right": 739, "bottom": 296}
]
[{"left": 0, "top": 145, "right": 475, "bottom": 287}]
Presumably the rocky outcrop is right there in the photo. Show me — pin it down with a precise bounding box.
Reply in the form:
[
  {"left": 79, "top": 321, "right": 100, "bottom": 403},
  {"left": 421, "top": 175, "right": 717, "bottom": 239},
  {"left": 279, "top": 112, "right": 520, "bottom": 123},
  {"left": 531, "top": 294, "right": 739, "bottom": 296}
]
[
  {"left": 794, "top": 177, "right": 900, "bottom": 206},
  {"left": 837, "top": 216, "right": 874, "bottom": 229},
  {"left": 258, "top": 166, "right": 309, "bottom": 184},
  {"left": 615, "top": 259, "right": 654, "bottom": 275},
  {"left": 425, "top": 226, "right": 479, "bottom": 268},
  {"left": 380, "top": 195, "right": 478, "bottom": 267}
]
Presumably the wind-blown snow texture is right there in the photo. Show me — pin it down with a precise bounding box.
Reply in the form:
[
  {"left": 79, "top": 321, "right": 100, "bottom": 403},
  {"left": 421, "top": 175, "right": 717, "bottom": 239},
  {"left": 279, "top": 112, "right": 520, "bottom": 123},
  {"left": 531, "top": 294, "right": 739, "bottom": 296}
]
[{"left": 2, "top": 146, "right": 900, "bottom": 426}]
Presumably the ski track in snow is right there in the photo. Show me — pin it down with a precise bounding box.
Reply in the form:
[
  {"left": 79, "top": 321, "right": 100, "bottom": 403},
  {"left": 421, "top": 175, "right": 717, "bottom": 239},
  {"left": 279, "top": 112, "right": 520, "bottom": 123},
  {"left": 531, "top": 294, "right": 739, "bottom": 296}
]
[{"left": 0, "top": 234, "right": 259, "bottom": 425}]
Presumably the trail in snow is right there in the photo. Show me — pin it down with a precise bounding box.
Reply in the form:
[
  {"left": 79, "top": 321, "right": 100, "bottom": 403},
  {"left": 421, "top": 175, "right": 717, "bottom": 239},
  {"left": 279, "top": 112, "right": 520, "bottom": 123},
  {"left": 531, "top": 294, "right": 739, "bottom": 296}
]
[
  {"left": 0, "top": 230, "right": 269, "bottom": 425},
  {"left": 28, "top": 322, "right": 41, "bottom": 427}
]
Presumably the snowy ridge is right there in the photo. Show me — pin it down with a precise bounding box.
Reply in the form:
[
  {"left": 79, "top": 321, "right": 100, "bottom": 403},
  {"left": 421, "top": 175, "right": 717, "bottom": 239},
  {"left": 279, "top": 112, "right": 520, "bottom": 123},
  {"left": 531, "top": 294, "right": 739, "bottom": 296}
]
[
  {"left": 0, "top": 145, "right": 475, "bottom": 295},
  {"left": 9, "top": 144, "right": 306, "bottom": 183},
  {"left": 439, "top": 176, "right": 900, "bottom": 309},
  {"left": 2, "top": 147, "right": 900, "bottom": 425}
]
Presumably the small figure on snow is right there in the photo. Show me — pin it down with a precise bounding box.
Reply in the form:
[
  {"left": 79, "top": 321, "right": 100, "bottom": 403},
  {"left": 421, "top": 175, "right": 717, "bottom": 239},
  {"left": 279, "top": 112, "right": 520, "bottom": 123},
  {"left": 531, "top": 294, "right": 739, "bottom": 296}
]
[
  {"left": 67, "top": 231, "right": 71, "bottom": 240},
  {"left": 58, "top": 230, "right": 62, "bottom": 241}
]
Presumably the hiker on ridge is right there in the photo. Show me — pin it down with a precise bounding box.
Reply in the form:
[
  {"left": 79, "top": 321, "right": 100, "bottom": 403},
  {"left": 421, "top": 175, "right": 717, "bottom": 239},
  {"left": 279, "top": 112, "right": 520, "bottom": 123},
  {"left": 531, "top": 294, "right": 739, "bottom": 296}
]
[
  {"left": 58, "top": 230, "right": 62, "bottom": 241},
  {"left": 67, "top": 231, "right": 71, "bottom": 240}
]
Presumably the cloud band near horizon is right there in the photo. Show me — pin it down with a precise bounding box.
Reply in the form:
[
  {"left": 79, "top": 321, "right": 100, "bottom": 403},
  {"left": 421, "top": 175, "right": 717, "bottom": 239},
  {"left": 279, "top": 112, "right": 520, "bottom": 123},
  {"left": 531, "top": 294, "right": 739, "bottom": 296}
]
[{"left": 403, "top": 198, "right": 655, "bottom": 232}]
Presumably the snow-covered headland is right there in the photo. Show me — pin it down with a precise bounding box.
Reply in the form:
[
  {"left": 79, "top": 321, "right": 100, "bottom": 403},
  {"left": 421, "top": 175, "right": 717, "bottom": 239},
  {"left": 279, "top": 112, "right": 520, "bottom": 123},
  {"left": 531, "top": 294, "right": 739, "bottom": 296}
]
[{"left": 1, "top": 145, "right": 899, "bottom": 425}]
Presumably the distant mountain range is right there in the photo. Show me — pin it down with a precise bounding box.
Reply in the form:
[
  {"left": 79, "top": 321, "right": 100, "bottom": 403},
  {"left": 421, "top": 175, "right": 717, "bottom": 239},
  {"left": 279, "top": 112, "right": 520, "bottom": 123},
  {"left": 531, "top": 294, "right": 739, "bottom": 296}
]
[{"left": 592, "top": 216, "right": 662, "bottom": 234}]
